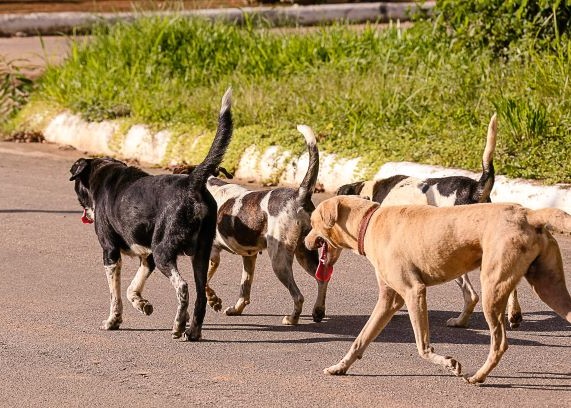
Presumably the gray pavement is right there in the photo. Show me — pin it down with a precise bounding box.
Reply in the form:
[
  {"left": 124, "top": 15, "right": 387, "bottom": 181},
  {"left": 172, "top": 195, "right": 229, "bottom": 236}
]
[{"left": 0, "top": 141, "right": 570, "bottom": 407}]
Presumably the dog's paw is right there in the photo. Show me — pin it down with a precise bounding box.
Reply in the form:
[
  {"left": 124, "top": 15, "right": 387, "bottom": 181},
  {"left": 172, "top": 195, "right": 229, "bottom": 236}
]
[
  {"left": 142, "top": 302, "right": 154, "bottom": 316},
  {"left": 184, "top": 327, "right": 202, "bottom": 342},
  {"left": 172, "top": 319, "right": 187, "bottom": 339},
  {"left": 448, "top": 358, "right": 462, "bottom": 376},
  {"left": 312, "top": 307, "right": 325, "bottom": 323},
  {"left": 224, "top": 306, "right": 242, "bottom": 316},
  {"left": 508, "top": 312, "right": 522, "bottom": 329},
  {"left": 463, "top": 374, "right": 485, "bottom": 385},
  {"left": 208, "top": 297, "right": 223, "bottom": 312},
  {"left": 100, "top": 318, "right": 121, "bottom": 330},
  {"left": 282, "top": 315, "right": 299, "bottom": 325},
  {"left": 324, "top": 363, "right": 347, "bottom": 375},
  {"left": 446, "top": 316, "right": 470, "bottom": 328}
]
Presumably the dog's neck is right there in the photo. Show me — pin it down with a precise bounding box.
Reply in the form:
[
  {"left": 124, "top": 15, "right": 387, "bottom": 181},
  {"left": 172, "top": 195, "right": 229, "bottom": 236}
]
[
  {"left": 330, "top": 200, "right": 380, "bottom": 254},
  {"left": 357, "top": 205, "right": 380, "bottom": 255}
]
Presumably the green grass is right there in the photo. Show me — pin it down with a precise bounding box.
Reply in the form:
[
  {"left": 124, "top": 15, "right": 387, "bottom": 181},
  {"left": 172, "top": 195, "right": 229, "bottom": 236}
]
[{"left": 12, "top": 16, "right": 571, "bottom": 182}]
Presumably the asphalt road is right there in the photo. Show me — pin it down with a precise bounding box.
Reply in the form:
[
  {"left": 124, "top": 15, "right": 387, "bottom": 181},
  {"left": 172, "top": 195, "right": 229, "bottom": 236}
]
[{"left": 0, "top": 141, "right": 570, "bottom": 407}]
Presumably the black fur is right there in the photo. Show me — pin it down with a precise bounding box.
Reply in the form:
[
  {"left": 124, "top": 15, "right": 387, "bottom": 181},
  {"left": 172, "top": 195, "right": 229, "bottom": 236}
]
[
  {"left": 69, "top": 88, "right": 233, "bottom": 341},
  {"left": 336, "top": 181, "right": 364, "bottom": 196},
  {"left": 369, "top": 175, "right": 409, "bottom": 203}
]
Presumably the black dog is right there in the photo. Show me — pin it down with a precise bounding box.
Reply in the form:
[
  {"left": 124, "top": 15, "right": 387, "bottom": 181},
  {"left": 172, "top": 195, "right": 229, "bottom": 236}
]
[{"left": 69, "top": 88, "right": 233, "bottom": 341}]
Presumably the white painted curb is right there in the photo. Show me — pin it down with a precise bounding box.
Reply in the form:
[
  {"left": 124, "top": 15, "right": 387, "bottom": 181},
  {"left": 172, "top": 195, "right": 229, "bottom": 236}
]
[{"left": 40, "top": 110, "right": 571, "bottom": 213}]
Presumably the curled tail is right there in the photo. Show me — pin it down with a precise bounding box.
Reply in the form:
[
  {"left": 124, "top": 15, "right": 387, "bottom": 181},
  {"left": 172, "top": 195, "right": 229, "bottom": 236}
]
[
  {"left": 526, "top": 208, "right": 571, "bottom": 235},
  {"left": 295, "top": 125, "right": 319, "bottom": 205},
  {"left": 190, "top": 87, "right": 233, "bottom": 187},
  {"left": 474, "top": 113, "right": 497, "bottom": 202}
]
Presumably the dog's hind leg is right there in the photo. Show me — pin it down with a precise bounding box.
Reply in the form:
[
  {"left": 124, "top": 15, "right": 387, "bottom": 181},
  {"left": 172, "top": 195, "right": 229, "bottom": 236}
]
[
  {"left": 525, "top": 235, "right": 571, "bottom": 323},
  {"left": 154, "top": 251, "right": 189, "bottom": 339},
  {"left": 465, "top": 270, "right": 515, "bottom": 384},
  {"left": 225, "top": 254, "right": 257, "bottom": 316},
  {"left": 101, "top": 249, "right": 123, "bottom": 330},
  {"left": 206, "top": 246, "right": 223, "bottom": 312},
  {"left": 404, "top": 281, "right": 463, "bottom": 377},
  {"left": 447, "top": 273, "right": 480, "bottom": 328},
  {"left": 185, "top": 247, "right": 210, "bottom": 341},
  {"left": 267, "top": 239, "right": 304, "bottom": 325},
  {"left": 126, "top": 255, "right": 155, "bottom": 316},
  {"left": 295, "top": 240, "right": 327, "bottom": 322},
  {"left": 324, "top": 279, "right": 404, "bottom": 375},
  {"left": 507, "top": 289, "right": 522, "bottom": 329}
]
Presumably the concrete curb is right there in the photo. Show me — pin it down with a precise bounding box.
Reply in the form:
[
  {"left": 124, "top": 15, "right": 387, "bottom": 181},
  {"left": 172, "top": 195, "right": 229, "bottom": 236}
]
[
  {"left": 39, "top": 110, "right": 571, "bottom": 214},
  {"left": 0, "top": 2, "right": 434, "bottom": 36}
]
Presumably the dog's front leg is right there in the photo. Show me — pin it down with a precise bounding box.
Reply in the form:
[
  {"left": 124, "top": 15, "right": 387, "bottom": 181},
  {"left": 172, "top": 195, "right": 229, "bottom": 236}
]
[
  {"left": 101, "top": 254, "right": 123, "bottom": 330},
  {"left": 127, "top": 255, "right": 154, "bottom": 316},
  {"left": 404, "top": 283, "right": 462, "bottom": 377},
  {"left": 324, "top": 281, "right": 403, "bottom": 375}
]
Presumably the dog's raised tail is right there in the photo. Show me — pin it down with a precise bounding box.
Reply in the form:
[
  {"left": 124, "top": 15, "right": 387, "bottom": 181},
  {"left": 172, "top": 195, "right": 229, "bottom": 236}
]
[
  {"left": 296, "top": 125, "right": 319, "bottom": 205},
  {"left": 526, "top": 208, "right": 571, "bottom": 235},
  {"left": 190, "top": 87, "right": 233, "bottom": 187},
  {"left": 475, "top": 113, "right": 497, "bottom": 203}
]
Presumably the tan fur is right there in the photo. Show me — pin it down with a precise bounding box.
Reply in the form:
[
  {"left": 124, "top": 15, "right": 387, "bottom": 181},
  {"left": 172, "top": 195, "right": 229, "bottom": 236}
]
[{"left": 305, "top": 196, "right": 571, "bottom": 384}]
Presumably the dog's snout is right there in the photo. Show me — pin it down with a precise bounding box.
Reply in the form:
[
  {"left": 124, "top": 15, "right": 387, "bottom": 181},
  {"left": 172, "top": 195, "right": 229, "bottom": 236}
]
[{"left": 304, "top": 231, "right": 323, "bottom": 250}]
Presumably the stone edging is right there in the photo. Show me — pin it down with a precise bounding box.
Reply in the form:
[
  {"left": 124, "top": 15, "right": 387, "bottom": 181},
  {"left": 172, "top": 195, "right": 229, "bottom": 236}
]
[
  {"left": 0, "top": 2, "right": 434, "bottom": 37},
  {"left": 40, "top": 110, "right": 571, "bottom": 214}
]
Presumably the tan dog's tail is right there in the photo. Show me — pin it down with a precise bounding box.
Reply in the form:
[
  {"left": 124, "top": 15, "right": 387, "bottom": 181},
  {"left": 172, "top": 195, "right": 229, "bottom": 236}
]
[
  {"left": 526, "top": 208, "right": 571, "bottom": 235},
  {"left": 296, "top": 125, "right": 319, "bottom": 205},
  {"left": 474, "top": 113, "right": 497, "bottom": 203}
]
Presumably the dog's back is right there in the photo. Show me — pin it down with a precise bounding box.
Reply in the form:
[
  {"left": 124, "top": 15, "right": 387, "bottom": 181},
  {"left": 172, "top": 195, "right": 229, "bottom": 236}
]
[
  {"left": 207, "top": 125, "right": 319, "bottom": 255},
  {"left": 337, "top": 114, "right": 497, "bottom": 207}
]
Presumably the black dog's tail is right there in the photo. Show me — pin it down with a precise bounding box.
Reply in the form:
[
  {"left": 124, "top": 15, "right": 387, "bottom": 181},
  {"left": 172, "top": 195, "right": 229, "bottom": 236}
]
[
  {"left": 190, "top": 87, "right": 233, "bottom": 188},
  {"left": 295, "top": 125, "right": 319, "bottom": 205},
  {"left": 474, "top": 113, "right": 497, "bottom": 203}
]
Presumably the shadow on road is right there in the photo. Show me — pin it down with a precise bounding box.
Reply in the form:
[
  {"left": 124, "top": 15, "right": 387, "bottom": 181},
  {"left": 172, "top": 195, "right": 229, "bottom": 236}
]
[{"left": 199, "top": 310, "right": 569, "bottom": 347}]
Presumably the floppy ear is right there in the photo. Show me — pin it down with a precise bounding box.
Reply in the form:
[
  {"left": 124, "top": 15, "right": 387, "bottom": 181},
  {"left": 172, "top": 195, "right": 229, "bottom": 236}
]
[
  {"left": 69, "top": 158, "right": 90, "bottom": 181},
  {"left": 320, "top": 199, "right": 339, "bottom": 229}
]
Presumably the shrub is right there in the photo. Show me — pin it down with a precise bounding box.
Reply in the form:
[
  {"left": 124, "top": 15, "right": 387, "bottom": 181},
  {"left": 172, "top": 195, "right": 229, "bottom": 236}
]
[{"left": 433, "top": 0, "right": 571, "bottom": 55}]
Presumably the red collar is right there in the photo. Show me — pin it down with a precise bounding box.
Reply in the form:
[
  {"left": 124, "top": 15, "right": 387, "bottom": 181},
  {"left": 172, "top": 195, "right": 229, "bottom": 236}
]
[{"left": 357, "top": 205, "right": 380, "bottom": 256}]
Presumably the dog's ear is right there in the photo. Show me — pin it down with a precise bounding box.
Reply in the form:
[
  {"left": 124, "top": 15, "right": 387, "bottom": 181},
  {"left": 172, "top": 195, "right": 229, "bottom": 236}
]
[
  {"left": 320, "top": 199, "right": 338, "bottom": 229},
  {"left": 336, "top": 182, "right": 363, "bottom": 196},
  {"left": 69, "top": 158, "right": 91, "bottom": 181}
]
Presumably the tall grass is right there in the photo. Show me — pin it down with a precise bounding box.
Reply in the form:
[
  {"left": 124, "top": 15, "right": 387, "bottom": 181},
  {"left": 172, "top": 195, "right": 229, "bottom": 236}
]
[{"left": 29, "top": 16, "right": 571, "bottom": 182}]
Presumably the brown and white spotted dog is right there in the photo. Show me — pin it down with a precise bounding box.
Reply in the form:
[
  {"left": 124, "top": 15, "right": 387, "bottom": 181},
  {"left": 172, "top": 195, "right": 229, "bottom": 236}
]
[
  {"left": 204, "top": 125, "right": 325, "bottom": 325},
  {"left": 336, "top": 114, "right": 523, "bottom": 329}
]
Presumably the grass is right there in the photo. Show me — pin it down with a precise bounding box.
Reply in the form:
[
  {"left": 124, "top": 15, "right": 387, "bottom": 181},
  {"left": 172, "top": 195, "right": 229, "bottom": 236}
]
[{"left": 10, "top": 15, "right": 571, "bottom": 183}]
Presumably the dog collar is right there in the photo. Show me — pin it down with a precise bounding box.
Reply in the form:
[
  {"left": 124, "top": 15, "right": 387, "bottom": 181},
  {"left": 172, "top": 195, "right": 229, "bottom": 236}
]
[{"left": 358, "top": 204, "right": 380, "bottom": 256}]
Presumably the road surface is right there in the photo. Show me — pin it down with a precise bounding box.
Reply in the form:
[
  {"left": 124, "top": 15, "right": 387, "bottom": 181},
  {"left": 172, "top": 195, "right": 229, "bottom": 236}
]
[{"left": 0, "top": 141, "right": 570, "bottom": 407}]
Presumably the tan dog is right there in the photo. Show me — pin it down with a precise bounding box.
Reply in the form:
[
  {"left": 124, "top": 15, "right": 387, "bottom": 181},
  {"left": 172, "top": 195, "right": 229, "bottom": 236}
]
[{"left": 304, "top": 195, "right": 571, "bottom": 384}]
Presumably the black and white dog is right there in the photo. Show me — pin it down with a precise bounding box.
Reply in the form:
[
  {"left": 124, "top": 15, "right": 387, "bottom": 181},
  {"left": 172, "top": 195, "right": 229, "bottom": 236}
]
[
  {"left": 337, "top": 114, "right": 521, "bottom": 328},
  {"left": 69, "top": 88, "right": 233, "bottom": 341},
  {"left": 203, "top": 125, "right": 324, "bottom": 325}
]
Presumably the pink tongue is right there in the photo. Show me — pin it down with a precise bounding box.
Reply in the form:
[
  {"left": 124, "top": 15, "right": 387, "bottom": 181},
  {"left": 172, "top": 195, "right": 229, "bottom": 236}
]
[
  {"left": 315, "top": 243, "right": 333, "bottom": 282},
  {"left": 81, "top": 209, "right": 93, "bottom": 224}
]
